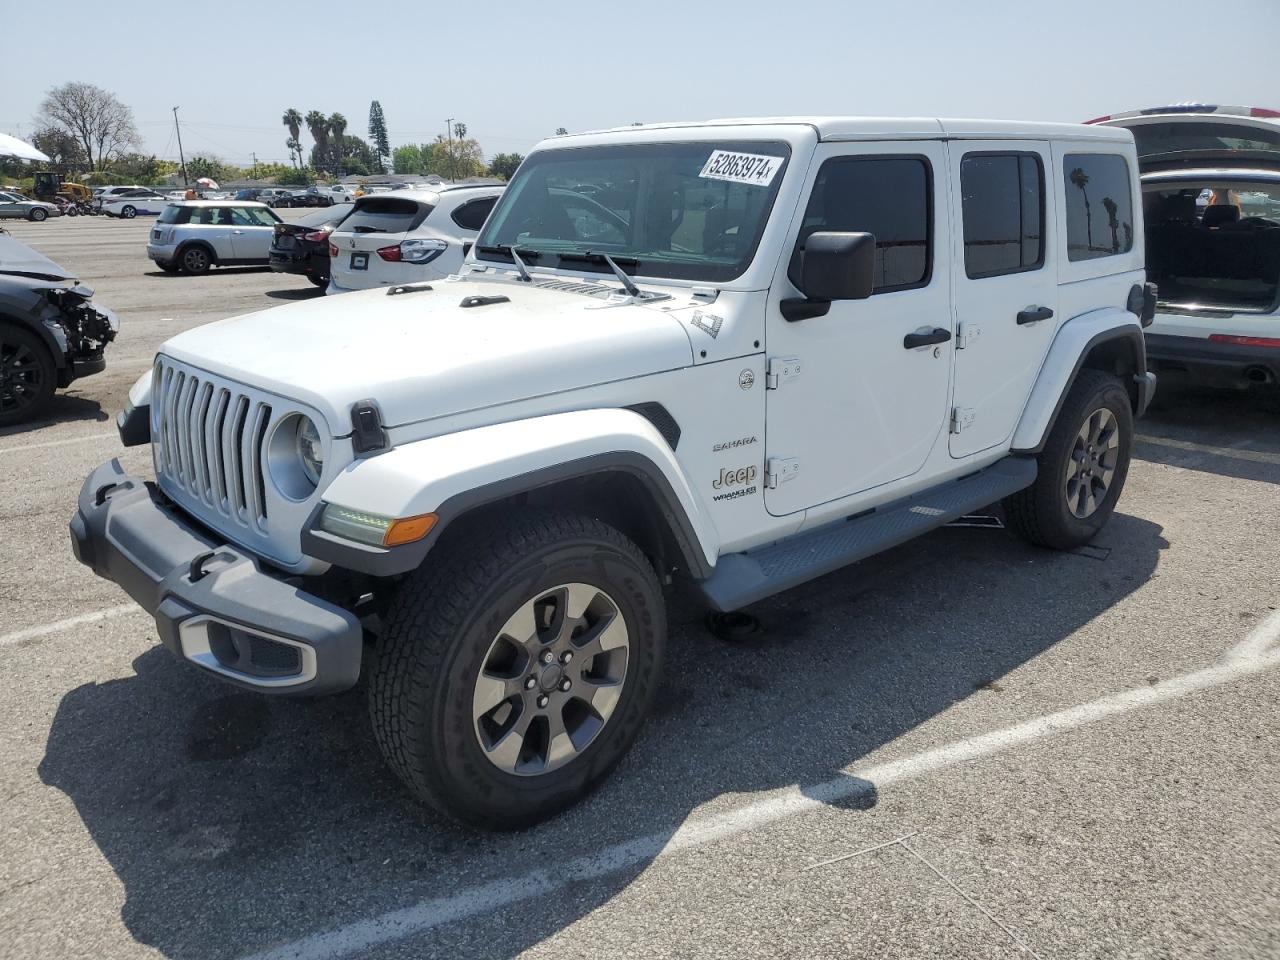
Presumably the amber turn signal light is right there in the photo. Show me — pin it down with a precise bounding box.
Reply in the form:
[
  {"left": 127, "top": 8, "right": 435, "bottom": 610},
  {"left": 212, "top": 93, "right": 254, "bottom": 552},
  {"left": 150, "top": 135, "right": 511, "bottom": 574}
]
[{"left": 383, "top": 513, "right": 437, "bottom": 547}]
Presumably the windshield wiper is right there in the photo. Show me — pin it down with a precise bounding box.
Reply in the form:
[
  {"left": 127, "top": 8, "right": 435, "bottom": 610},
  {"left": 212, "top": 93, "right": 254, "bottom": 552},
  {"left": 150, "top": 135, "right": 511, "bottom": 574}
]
[
  {"left": 555, "top": 251, "right": 643, "bottom": 297},
  {"left": 475, "top": 244, "right": 541, "bottom": 282}
]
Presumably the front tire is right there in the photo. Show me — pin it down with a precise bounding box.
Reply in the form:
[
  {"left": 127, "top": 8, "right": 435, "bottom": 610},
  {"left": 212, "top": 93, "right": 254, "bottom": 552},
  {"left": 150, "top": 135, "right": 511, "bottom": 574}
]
[
  {"left": 369, "top": 510, "right": 666, "bottom": 829},
  {"left": 29, "top": 208, "right": 48, "bottom": 222},
  {"left": 0, "top": 324, "right": 57, "bottom": 425},
  {"left": 1004, "top": 369, "right": 1133, "bottom": 549}
]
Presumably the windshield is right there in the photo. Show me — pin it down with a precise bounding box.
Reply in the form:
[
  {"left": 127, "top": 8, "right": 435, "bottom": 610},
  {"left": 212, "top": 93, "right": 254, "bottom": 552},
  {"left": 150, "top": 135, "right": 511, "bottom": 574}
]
[{"left": 475, "top": 140, "right": 791, "bottom": 283}]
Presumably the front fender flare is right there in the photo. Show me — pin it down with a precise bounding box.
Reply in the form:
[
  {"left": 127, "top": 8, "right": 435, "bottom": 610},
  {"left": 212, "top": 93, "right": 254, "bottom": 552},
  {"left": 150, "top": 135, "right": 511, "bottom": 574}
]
[
  {"left": 1011, "top": 309, "right": 1146, "bottom": 454},
  {"left": 304, "top": 408, "right": 718, "bottom": 578}
]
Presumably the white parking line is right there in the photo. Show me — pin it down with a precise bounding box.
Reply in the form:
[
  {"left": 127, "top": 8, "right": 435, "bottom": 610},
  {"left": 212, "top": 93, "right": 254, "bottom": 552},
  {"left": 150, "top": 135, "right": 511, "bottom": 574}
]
[
  {"left": 240, "top": 610, "right": 1280, "bottom": 960},
  {"left": 0, "top": 603, "right": 143, "bottom": 648},
  {"left": 1137, "top": 434, "right": 1280, "bottom": 466},
  {"left": 0, "top": 432, "right": 117, "bottom": 454}
]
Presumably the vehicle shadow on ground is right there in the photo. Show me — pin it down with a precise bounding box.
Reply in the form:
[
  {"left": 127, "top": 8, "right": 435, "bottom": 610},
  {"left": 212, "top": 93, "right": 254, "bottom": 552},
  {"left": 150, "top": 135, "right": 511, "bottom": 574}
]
[
  {"left": 1136, "top": 380, "right": 1280, "bottom": 486},
  {"left": 38, "top": 512, "right": 1167, "bottom": 959},
  {"left": 144, "top": 267, "right": 276, "bottom": 279},
  {"left": 0, "top": 394, "right": 107, "bottom": 439},
  {"left": 265, "top": 286, "right": 325, "bottom": 301}
]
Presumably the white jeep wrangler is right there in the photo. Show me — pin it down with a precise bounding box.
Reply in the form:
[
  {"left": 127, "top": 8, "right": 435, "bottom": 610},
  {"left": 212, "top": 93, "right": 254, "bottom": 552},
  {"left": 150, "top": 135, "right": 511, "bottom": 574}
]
[{"left": 71, "top": 117, "right": 1156, "bottom": 828}]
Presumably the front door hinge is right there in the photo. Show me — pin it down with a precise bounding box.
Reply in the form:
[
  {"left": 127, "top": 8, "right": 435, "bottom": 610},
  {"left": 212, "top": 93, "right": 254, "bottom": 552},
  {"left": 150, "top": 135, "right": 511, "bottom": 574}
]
[
  {"left": 766, "top": 356, "right": 802, "bottom": 390},
  {"left": 765, "top": 457, "right": 800, "bottom": 488},
  {"left": 956, "top": 321, "right": 981, "bottom": 349},
  {"left": 950, "top": 407, "right": 976, "bottom": 434}
]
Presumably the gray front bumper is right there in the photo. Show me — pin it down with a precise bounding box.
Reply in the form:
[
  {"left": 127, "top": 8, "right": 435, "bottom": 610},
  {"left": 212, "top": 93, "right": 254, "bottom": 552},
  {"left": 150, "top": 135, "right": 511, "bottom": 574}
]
[{"left": 69, "top": 459, "right": 362, "bottom": 695}]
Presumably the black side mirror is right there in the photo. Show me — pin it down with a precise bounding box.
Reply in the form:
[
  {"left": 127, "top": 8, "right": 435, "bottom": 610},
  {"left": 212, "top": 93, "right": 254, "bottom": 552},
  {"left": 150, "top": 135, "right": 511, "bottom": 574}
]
[{"left": 781, "top": 231, "right": 876, "bottom": 322}]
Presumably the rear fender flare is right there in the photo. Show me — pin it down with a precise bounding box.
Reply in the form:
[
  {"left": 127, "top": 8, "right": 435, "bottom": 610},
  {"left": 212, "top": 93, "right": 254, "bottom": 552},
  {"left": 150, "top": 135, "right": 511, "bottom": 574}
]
[{"left": 1012, "top": 308, "right": 1146, "bottom": 453}]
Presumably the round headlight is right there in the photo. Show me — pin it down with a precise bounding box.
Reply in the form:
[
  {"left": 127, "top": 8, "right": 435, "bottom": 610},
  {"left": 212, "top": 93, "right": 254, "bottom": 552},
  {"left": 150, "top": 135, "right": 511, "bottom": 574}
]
[{"left": 296, "top": 416, "right": 324, "bottom": 486}]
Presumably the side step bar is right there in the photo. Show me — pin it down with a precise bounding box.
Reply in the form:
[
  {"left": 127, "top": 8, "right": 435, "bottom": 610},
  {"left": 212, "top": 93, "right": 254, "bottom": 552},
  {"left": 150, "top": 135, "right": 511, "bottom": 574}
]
[{"left": 697, "top": 456, "right": 1037, "bottom": 612}]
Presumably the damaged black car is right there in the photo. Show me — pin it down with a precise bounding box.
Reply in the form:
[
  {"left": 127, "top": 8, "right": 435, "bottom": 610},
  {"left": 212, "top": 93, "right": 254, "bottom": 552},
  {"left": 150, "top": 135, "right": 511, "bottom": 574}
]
[{"left": 0, "top": 231, "right": 118, "bottom": 425}]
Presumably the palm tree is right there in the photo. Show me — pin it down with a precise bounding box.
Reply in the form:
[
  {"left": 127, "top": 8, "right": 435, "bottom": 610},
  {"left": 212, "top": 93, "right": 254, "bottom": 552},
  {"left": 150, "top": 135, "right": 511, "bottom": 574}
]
[
  {"left": 305, "top": 111, "right": 329, "bottom": 172},
  {"left": 329, "top": 113, "right": 348, "bottom": 174},
  {"left": 281, "top": 108, "right": 303, "bottom": 167},
  {"left": 1101, "top": 196, "right": 1120, "bottom": 254},
  {"left": 1069, "top": 167, "right": 1093, "bottom": 251}
]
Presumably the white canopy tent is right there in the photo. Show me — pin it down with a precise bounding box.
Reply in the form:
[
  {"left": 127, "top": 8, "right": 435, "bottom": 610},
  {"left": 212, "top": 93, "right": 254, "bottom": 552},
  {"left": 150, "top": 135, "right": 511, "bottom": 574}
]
[{"left": 0, "top": 133, "right": 51, "bottom": 163}]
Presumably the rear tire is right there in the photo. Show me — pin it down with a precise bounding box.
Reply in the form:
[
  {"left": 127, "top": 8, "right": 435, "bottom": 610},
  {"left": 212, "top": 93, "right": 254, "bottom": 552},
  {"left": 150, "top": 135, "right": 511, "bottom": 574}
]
[
  {"left": 307, "top": 274, "right": 327, "bottom": 287},
  {"left": 0, "top": 324, "right": 57, "bottom": 426},
  {"left": 369, "top": 510, "right": 666, "bottom": 829},
  {"left": 1004, "top": 369, "right": 1133, "bottom": 549},
  {"left": 159, "top": 261, "right": 181, "bottom": 274},
  {"left": 121, "top": 205, "right": 137, "bottom": 219},
  {"left": 179, "top": 245, "right": 212, "bottom": 275}
]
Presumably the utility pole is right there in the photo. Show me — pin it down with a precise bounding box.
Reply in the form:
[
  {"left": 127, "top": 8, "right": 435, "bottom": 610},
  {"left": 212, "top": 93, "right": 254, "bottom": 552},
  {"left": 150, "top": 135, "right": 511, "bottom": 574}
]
[
  {"left": 172, "top": 106, "right": 188, "bottom": 186},
  {"left": 251, "top": 152, "right": 258, "bottom": 179},
  {"left": 445, "top": 117, "right": 456, "bottom": 183}
]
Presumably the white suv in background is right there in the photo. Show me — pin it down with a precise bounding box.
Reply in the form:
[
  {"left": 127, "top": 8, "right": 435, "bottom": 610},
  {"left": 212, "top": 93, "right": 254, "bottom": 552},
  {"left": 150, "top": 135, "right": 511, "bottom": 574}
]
[
  {"left": 145, "top": 201, "right": 283, "bottom": 274},
  {"left": 326, "top": 185, "right": 502, "bottom": 294}
]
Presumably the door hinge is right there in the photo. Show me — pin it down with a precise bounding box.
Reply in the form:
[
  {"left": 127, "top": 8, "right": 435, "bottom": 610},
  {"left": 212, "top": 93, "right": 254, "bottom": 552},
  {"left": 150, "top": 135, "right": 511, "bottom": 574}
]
[
  {"left": 765, "top": 457, "right": 800, "bottom": 488},
  {"left": 766, "top": 356, "right": 802, "bottom": 390},
  {"left": 950, "top": 407, "right": 976, "bottom": 434},
  {"left": 956, "top": 321, "right": 981, "bottom": 349}
]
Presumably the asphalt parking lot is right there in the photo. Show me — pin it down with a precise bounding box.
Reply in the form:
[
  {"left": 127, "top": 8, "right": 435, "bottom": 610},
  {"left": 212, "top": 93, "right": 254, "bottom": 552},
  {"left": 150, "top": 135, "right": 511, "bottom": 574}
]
[{"left": 1, "top": 213, "right": 1278, "bottom": 960}]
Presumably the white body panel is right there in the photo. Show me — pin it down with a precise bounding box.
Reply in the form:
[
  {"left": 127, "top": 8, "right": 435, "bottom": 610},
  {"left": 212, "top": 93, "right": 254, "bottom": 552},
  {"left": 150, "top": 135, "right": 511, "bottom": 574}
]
[
  {"left": 136, "top": 116, "right": 1144, "bottom": 576},
  {"left": 324, "top": 408, "right": 720, "bottom": 568}
]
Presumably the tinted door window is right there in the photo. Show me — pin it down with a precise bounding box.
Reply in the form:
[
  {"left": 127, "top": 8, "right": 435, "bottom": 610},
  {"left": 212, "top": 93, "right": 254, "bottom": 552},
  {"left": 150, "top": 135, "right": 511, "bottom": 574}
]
[
  {"left": 790, "top": 156, "right": 931, "bottom": 293},
  {"left": 1064, "top": 154, "right": 1134, "bottom": 261},
  {"left": 451, "top": 197, "right": 497, "bottom": 231},
  {"left": 961, "top": 153, "right": 1044, "bottom": 278}
]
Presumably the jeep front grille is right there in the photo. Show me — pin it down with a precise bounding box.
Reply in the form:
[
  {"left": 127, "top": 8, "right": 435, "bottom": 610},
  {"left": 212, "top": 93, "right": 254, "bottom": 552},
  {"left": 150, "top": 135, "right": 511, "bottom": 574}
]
[{"left": 151, "top": 357, "right": 273, "bottom": 530}]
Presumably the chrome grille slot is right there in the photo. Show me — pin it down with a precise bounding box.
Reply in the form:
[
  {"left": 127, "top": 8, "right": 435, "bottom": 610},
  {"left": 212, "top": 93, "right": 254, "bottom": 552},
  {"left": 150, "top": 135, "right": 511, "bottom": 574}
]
[{"left": 152, "top": 358, "right": 286, "bottom": 535}]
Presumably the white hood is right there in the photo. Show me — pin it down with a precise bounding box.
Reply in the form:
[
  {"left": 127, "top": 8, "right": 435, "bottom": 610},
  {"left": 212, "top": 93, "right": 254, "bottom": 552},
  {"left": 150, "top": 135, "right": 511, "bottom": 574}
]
[{"left": 160, "top": 277, "right": 695, "bottom": 433}]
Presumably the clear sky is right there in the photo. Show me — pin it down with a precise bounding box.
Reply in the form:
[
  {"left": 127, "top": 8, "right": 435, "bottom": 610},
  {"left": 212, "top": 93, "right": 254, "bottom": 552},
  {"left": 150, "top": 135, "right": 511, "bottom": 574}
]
[{"left": 2, "top": 0, "right": 1277, "bottom": 166}]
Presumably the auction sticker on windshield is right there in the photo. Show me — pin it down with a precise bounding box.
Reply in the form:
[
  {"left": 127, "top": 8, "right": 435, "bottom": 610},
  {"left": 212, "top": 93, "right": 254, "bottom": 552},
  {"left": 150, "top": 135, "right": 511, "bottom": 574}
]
[{"left": 699, "top": 150, "right": 782, "bottom": 187}]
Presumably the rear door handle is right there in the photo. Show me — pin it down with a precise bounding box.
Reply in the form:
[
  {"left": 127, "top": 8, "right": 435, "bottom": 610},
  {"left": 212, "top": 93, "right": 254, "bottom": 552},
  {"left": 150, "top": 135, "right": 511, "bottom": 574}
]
[
  {"left": 1016, "top": 306, "right": 1054, "bottom": 325},
  {"left": 903, "top": 327, "right": 952, "bottom": 349}
]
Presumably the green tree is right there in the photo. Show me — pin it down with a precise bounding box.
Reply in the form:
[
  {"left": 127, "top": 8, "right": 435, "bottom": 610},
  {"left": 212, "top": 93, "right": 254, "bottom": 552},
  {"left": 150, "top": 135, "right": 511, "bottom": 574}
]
[
  {"left": 329, "top": 112, "right": 348, "bottom": 172},
  {"left": 555, "top": 127, "right": 568, "bottom": 136},
  {"left": 186, "top": 155, "right": 229, "bottom": 182},
  {"left": 427, "top": 133, "right": 484, "bottom": 180},
  {"left": 282, "top": 108, "right": 303, "bottom": 166},
  {"left": 368, "top": 100, "right": 390, "bottom": 173},
  {"left": 36, "top": 81, "right": 140, "bottom": 170},
  {"left": 392, "top": 144, "right": 423, "bottom": 175},
  {"left": 277, "top": 166, "right": 314, "bottom": 186},
  {"left": 30, "top": 126, "right": 85, "bottom": 173},
  {"left": 305, "top": 110, "right": 330, "bottom": 172},
  {"left": 487, "top": 152, "right": 524, "bottom": 180}
]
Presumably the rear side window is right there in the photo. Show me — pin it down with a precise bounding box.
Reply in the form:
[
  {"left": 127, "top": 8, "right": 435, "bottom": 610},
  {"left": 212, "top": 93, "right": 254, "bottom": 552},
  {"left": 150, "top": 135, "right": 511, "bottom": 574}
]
[
  {"left": 791, "top": 156, "right": 931, "bottom": 293},
  {"left": 1063, "top": 154, "right": 1134, "bottom": 261},
  {"left": 961, "top": 153, "right": 1044, "bottom": 278},
  {"left": 341, "top": 197, "right": 433, "bottom": 234},
  {"left": 451, "top": 196, "right": 497, "bottom": 231},
  {"left": 157, "top": 205, "right": 190, "bottom": 225}
]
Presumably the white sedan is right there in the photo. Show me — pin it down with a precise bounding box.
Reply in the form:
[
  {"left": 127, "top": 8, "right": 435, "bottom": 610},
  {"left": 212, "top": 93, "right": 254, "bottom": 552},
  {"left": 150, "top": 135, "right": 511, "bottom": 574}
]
[{"left": 100, "top": 189, "right": 171, "bottom": 219}]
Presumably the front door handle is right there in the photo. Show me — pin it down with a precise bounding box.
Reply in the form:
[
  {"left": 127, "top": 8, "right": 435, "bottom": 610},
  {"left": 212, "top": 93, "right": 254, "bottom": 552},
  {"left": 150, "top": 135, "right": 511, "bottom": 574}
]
[
  {"left": 1017, "top": 305, "right": 1054, "bottom": 325},
  {"left": 903, "top": 327, "right": 952, "bottom": 349}
]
